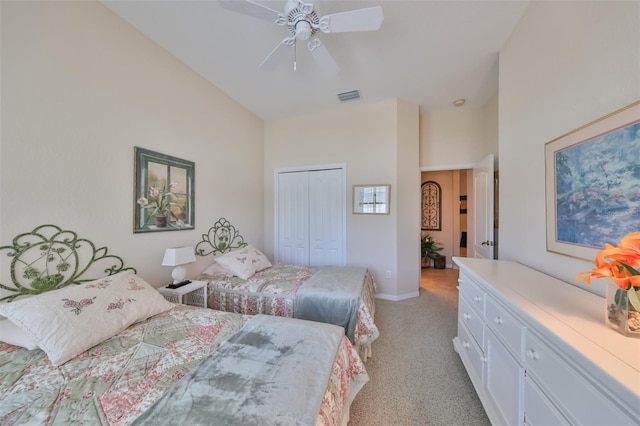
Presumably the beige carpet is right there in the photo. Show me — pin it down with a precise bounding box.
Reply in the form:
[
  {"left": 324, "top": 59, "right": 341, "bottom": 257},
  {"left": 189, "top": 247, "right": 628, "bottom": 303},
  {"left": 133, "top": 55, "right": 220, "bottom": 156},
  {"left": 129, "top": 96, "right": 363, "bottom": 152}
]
[{"left": 348, "top": 268, "right": 490, "bottom": 426}]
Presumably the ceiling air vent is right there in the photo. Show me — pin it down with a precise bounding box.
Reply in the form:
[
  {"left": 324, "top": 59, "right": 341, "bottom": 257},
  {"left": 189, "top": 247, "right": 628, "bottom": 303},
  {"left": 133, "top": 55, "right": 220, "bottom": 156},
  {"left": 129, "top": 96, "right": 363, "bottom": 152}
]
[{"left": 337, "top": 90, "right": 361, "bottom": 102}]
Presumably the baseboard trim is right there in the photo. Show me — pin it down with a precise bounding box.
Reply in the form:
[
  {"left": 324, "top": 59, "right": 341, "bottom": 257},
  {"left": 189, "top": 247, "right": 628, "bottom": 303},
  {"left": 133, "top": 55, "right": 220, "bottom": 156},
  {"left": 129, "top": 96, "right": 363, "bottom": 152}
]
[{"left": 375, "top": 291, "right": 420, "bottom": 301}]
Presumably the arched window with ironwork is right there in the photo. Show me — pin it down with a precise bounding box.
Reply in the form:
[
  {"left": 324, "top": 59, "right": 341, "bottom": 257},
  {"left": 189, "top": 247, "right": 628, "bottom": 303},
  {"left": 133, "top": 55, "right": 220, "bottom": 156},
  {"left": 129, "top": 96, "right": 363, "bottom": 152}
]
[{"left": 421, "top": 181, "right": 441, "bottom": 231}]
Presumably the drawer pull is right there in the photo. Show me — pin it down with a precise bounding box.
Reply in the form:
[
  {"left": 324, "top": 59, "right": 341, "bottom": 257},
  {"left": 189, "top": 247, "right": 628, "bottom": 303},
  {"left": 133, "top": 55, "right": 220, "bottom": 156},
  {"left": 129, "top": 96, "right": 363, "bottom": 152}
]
[
  {"left": 463, "top": 312, "right": 471, "bottom": 320},
  {"left": 463, "top": 340, "right": 470, "bottom": 349},
  {"left": 526, "top": 349, "right": 539, "bottom": 360},
  {"left": 474, "top": 296, "right": 481, "bottom": 302},
  {"left": 494, "top": 316, "right": 503, "bottom": 325}
]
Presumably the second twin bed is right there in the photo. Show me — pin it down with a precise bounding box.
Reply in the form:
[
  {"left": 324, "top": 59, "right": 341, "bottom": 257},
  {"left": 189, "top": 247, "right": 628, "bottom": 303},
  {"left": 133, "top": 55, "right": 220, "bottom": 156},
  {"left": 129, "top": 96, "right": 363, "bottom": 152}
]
[{"left": 194, "top": 218, "right": 380, "bottom": 359}]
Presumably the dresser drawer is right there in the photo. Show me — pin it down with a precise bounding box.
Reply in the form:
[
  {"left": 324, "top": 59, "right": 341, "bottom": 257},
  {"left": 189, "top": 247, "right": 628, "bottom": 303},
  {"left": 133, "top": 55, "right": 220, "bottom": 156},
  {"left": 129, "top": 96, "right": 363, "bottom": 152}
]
[
  {"left": 458, "top": 273, "right": 485, "bottom": 314},
  {"left": 485, "top": 296, "right": 525, "bottom": 360},
  {"left": 459, "top": 294, "right": 484, "bottom": 348},
  {"left": 525, "top": 332, "right": 635, "bottom": 425}
]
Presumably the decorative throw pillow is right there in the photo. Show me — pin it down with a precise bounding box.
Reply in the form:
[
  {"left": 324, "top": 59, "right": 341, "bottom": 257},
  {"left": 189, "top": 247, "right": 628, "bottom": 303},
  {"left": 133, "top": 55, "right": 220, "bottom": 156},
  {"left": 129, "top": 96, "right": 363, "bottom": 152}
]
[
  {"left": 214, "top": 245, "right": 272, "bottom": 280},
  {"left": 215, "top": 249, "right": 255, "bottom": 280},
  {"left": 247, "top": 245, "right": 273, "bottom": 273},
  {"left": 0, "top": 270, "right": 174, "bottom": 366},
  {"left": 0, "top": 318, "right": 40, "bottom": 350},
  {"left": 201, "top": 260, "right": 233, "bottom": 277}
]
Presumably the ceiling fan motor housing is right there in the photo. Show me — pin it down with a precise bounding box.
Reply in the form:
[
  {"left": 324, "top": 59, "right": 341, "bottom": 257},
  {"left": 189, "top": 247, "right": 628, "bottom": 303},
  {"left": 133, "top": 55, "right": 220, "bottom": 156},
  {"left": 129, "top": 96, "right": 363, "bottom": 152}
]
[{"left": 286, "top": 1, "right": 319, "bottom": 41}]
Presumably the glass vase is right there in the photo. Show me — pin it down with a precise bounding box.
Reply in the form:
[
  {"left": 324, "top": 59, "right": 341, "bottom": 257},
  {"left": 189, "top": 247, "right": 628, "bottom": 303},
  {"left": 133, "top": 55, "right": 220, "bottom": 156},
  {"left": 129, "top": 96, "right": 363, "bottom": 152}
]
[{"left": 605, "top": 283, "right": 640, "bottom": 338}]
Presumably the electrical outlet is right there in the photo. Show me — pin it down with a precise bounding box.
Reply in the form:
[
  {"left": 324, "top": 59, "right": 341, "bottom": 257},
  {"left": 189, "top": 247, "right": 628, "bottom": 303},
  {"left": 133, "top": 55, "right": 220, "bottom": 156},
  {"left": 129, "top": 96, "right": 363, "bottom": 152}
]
[{"left": 385, "top": 270, "right": 391, "bottom": 278}]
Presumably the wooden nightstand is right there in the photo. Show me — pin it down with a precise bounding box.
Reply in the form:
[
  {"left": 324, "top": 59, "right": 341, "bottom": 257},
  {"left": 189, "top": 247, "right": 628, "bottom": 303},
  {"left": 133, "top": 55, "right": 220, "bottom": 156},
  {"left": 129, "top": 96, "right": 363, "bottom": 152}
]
[{"left": 157, "top": 280, "right": 208, "bottom": 308}]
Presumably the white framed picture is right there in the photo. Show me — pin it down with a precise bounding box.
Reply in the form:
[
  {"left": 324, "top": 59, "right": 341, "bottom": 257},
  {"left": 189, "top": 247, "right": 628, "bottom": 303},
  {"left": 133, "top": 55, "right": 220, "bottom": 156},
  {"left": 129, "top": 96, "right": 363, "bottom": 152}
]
[{"left": 353, "top": 184, "right": 390, "bottom": 214}]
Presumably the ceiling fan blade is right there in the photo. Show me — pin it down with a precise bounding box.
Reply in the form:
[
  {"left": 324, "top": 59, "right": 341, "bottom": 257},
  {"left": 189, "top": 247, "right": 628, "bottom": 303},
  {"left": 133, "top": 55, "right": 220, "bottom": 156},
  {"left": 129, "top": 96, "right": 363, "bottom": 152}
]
[
  {"left": 319, "top": 6, "right": 384, "bottom": 33},
  {"left": 220, "top": 0, "right": 283, "bottom": 23},
  {"left": 307, "top": 38, "right": 339, "bottom": 75},
  {"left": 259, "top": 38, "right": 295, "bottom": 71}
]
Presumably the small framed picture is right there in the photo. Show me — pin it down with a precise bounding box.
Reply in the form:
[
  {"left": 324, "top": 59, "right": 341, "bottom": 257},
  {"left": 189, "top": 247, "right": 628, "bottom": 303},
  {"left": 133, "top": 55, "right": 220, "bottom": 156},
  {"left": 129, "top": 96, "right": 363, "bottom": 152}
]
[
  {"left": 353, "top": 185, "right": 390, "bottom": 214},
  {"left": 134, "top": 147, "right": 195, "bottom": 233}
]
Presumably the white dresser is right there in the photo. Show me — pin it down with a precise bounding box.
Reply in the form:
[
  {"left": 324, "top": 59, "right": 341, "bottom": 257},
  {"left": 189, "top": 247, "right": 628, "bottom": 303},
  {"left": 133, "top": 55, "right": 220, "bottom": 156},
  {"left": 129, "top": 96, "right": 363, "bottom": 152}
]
[{"left": 453, "top": 257, "right": 640, "bottom": 426}]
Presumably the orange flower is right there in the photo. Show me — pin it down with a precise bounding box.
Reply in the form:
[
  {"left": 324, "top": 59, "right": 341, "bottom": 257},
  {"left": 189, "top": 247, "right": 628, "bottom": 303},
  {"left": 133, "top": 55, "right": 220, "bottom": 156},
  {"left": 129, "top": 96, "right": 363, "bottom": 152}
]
[
  {"left": 576, "top": 233, "right": 640, "bottom": 290},
  {"left": 616, "top": 231, "right": 640, "bottom": 266}
]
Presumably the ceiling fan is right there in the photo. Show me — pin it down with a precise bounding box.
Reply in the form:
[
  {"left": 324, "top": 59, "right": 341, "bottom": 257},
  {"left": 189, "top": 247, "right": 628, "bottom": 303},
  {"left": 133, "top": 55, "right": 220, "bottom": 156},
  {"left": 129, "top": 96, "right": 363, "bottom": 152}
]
[{"left": 220, "top": 0, "right": 384, "bottom": 74}]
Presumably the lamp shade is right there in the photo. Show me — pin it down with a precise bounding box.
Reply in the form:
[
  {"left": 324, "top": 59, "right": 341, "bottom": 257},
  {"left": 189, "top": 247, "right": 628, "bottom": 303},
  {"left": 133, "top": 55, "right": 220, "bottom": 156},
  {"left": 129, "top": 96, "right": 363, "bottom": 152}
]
[{"left": 162, "top": 247, "right": 196, "bottom": 267}]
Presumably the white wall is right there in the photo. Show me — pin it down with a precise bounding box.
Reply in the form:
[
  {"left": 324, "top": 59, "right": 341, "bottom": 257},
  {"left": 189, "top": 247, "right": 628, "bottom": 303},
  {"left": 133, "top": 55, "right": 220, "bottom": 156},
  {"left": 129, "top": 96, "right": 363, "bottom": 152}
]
[
  {"left": 395, "top": 99, "right": 421, "bottom": 299},
  {"left": 264, "top": 99, "right": 420, "bottom": 299},
  {"left": 483, "top": 94, "right": 499, "bottom": 168},
  {"left": 0, "top": 1, "right": 264, "bottom": 291},
  {"left": 499, "top": 0, "right": 640, "bottom": 296},
  {"left": 421, "top": 107, "right": 487, "bottom": 169}
]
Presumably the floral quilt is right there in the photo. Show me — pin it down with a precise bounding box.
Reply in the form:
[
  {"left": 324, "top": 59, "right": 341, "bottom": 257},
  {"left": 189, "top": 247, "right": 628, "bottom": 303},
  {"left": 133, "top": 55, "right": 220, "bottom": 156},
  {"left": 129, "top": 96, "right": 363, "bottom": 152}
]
[
  {"left": 0, "top": 305, "right": 367, "bottom": 425},
  {"left": 200, "top": 264, "right": 380, "bottom": 356}
]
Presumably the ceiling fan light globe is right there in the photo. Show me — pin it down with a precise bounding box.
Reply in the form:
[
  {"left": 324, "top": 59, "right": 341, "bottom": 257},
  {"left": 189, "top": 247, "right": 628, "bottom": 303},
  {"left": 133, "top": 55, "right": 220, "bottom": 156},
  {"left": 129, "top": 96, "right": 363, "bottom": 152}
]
[{"left": 295, "top": 21, "right": 312, "bottom": 40}]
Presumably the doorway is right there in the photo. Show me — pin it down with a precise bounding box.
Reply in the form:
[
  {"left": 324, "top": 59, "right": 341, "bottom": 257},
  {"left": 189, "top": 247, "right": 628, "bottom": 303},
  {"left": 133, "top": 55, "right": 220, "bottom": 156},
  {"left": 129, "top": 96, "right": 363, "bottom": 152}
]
[
  {"left": 420, "top": 155, "right": 498, "bottom": 264},
  {"left": 421, "top": 169, "right": 470, "bottom": 267}
]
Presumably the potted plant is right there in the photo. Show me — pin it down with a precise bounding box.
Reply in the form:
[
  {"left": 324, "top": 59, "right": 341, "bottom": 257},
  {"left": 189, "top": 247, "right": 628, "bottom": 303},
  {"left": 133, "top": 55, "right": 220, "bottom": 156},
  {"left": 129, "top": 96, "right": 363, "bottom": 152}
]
[
  {"left": 137, "top": 182, "right": 177, "bottom": 228},
  {"left": 421, "top": 234, "right": 443, "bottom": 268}
]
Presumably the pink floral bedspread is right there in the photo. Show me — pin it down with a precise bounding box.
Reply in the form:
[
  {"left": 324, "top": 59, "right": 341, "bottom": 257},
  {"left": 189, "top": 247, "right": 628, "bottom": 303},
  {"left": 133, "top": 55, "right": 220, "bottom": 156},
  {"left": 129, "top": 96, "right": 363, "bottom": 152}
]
[
  {"left": 200, "top": 264, "right": 380, "bottom": 353},
  {"left": 0, "top": 305, "right": 367, "bottom": 425}
]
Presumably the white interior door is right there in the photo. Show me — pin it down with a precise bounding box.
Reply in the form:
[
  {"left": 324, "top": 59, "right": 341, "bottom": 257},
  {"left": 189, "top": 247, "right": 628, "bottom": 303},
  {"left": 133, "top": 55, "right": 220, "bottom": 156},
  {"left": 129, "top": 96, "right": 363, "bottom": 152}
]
[
  {"left": 309, "top": 169, "right": 344, "bottom": 266},
  {"left": 472, "top": 154, "right": 495, "bottom": 259},
  {"left": 277, "top": 171, "right": 309, "bottom": 265}
]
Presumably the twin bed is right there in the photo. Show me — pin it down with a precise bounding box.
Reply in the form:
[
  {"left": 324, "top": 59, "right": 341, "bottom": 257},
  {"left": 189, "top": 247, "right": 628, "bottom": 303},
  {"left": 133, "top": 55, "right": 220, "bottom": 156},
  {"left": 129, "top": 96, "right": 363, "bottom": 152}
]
[
  {"left": 0, "top": 225, "right": 370, "bottom": 425},
  {"left": 194, "top": 218, "right": 379, "bottom": 359}
]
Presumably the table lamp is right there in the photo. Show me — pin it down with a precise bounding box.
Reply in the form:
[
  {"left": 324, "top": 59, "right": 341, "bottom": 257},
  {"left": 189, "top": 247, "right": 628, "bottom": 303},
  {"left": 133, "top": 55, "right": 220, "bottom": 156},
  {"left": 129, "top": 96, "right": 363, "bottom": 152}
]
[{"left": 162, "top": 246, "right": 196, "bottom": 284}]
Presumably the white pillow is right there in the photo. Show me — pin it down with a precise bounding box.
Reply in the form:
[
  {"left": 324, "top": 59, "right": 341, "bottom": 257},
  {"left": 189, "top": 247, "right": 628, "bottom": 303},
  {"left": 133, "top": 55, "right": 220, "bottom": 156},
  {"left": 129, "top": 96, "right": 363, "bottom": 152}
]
[
  {"left": 247, "top": 245, "right": 272, "bottom": 273},
  {"left": 214, "top": 245, "right": 272, "bottom": 280},
  {"left": 0, "top": 270, "right": 174, "bottom": 366},
  {"left": 0, "top": 318, "right": 40, "bottom": 350},
  {"left": 201, "top": 260, "right": 233, "bottom": 277}
]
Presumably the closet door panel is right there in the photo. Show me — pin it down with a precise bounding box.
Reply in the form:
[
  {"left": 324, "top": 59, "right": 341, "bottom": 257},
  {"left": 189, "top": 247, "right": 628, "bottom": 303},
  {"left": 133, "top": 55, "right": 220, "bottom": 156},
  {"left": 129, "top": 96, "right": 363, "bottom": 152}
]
[
  {"left": 309, "top": 169, "right": 344, "bottom": 266},
  {"left": 277, "top": 172, "right": 309, "bottom": 265}
]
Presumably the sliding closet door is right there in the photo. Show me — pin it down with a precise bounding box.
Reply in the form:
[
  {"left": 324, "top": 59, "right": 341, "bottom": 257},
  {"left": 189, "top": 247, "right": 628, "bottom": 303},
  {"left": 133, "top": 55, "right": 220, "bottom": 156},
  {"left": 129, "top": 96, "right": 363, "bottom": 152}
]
[
  {"left": 276, "top": 167, "right": 345, "bottom": 266},
  {"left": 309, "top": 169, "right": 344, "bottom": 266},
  {"left": 277, "top": 171, "right": 309, "bottom": 265}
]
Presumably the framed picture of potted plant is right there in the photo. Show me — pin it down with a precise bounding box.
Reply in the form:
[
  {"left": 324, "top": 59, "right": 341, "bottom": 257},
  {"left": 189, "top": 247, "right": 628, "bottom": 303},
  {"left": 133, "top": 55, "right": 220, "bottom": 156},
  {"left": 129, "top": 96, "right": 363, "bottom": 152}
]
[{"left": 134, "top": 147, "right": 195, "bottom": 233}]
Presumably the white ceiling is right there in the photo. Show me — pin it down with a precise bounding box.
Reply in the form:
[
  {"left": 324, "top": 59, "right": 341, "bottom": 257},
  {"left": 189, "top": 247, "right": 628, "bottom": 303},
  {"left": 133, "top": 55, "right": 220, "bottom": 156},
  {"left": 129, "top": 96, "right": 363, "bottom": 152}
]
[{"left": 102, "top": 0, "right": 530, "bottom": 120}]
